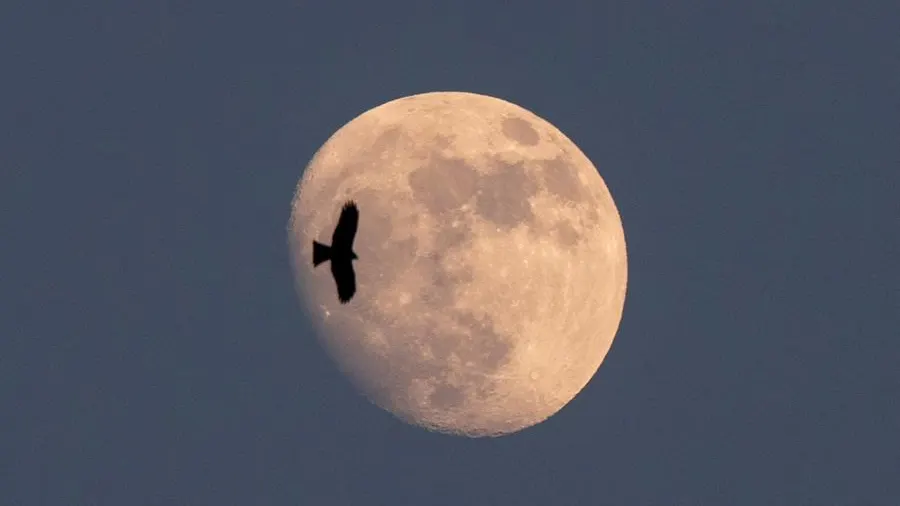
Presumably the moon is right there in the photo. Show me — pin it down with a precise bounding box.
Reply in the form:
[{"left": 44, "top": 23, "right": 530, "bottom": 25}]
[{"left": 288, "top": 91, "right": 627, "bottom": 437}]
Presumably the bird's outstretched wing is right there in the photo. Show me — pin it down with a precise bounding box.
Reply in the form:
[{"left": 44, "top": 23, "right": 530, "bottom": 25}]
[
  {"left": 330, "top": 258, "right": 356, "bottom": 303},
  {"left": 331, "top": 201, "right": 358, "bottom": 251}
]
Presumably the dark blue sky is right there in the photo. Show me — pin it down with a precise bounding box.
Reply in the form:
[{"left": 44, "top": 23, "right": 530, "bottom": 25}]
[{"left": 3, "top": 1, "right": 898, "bottom": 504}]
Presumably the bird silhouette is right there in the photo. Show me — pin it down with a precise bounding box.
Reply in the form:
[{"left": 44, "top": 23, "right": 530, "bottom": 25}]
[{"left": 313, "top": 201, "right": 359, "bottom": 303}]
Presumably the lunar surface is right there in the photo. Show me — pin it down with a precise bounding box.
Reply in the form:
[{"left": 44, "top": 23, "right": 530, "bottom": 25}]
[{"left": 288, "top": 91, "right": 627, "bottom": 437}]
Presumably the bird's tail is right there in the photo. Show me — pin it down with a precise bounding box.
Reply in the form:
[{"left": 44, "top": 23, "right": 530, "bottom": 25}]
[{"left": 312, "top": 241, "right": 331, "bottom": 267}]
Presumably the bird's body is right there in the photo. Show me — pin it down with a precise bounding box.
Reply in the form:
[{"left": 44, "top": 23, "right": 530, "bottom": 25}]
[{"left": 313, "top": 201, "right": 359, "bottom": 303}]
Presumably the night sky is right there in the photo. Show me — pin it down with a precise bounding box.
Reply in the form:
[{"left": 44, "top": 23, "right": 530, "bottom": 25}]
[{"left": 3, "top": 2, "right": 898, "bottom": 504}]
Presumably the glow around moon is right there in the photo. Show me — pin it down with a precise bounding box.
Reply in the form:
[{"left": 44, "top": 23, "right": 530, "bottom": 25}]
[{"left": 289, "top": 91, "right": 627, "bottom": 437}]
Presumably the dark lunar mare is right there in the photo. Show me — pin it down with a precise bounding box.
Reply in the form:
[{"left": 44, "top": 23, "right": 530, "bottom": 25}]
[{"left": 312, "top": 201, "right": 359, "bottom": 303}]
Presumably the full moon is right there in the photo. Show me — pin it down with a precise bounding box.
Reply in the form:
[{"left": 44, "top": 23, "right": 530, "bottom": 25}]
[{"left": 288, "top": 91, "right": 627, "bottom": 437}]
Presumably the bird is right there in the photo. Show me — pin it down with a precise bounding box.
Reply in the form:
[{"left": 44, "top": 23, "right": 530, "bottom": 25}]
[{"left": 313, "top": 201, "right": 359, "bottom": 303}]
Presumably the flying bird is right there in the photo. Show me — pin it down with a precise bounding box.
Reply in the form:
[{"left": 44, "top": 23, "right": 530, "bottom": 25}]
[{"left": 313, "top": 201, "right": 359, "bottom": 303}]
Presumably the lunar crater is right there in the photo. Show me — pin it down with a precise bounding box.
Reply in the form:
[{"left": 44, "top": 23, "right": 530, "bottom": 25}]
[
  {"left": 501, "top": 116, "right": 540, "bottom": 146},
  {"left": 408, "top": 156, "right": 477, "bottom": 215},
  {"left": 541, "top": 155, "right": 586, "bottom": 202},
  {"left": 473, "top": 159, "right": 538, "bottom": 229}
]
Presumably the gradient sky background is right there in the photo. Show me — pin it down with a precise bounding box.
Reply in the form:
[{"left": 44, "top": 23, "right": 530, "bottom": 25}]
[{"left": 3, "top": 1, "right": 898, "bottom": 505}]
